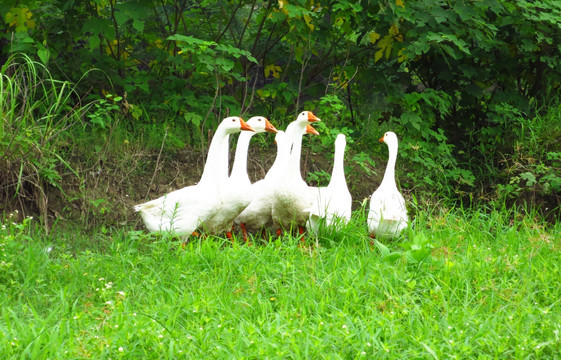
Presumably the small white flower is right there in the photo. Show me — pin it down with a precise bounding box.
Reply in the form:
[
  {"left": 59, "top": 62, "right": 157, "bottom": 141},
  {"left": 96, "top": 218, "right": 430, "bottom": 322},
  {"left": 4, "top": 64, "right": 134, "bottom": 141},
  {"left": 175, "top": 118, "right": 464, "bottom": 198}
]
[
  {"left": 99, "top": 278, "right": 104, "bottom": 281},
  {"left": 342, "top": 325, "right": 347, "bottom": 329},
  {"left": 217, "top": 324, "right": 222, "bottom": 328},
  {"left": 448, "top": 326, "right": 452, "bottom": 329},
  {"left": 297, "top": 329, "right": 302, "bottom": 333},
  {"left": 118, "top": 347, "right": 124, "bottom": 352},
  {"left": 361, "top": 352, "right": 366, "bottom": 356},
  {"left": 133, "top": 313, "right": 137, "bottom": 316},
  {"left": 115, "top": 324, "right": 119, "bottom": 328},
  {"left": 367, "top": 343, "right": 371, "bottom": 347},
  {"left": 73, "top": 316, "right": 78, "bottom": 320},
  {"left": 158, "top": 334, "right": 164, "bottom": 338},
  {"left": 117, "top": 291, "right": 125, "bottom": 296},
  {"left": 105, "top": 301, "right": 112, "bottom": 305}
]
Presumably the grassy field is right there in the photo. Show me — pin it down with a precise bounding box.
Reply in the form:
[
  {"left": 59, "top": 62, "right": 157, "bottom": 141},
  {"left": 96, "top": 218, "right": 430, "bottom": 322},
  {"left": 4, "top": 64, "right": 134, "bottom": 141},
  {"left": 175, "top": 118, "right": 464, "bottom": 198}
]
[{"left": 1, "top": 206, "right": 560, "bottom": 359}]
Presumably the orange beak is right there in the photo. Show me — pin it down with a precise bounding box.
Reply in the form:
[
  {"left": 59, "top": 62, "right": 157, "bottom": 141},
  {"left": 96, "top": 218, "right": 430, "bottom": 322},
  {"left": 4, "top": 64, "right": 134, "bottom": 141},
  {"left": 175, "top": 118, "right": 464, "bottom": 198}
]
[
  {"left": 264, "top": 119, "right": 278, "bottom": 133},
  {"left": 306, "top": 124, "right": 319, "bottom": 136},
  {"left": 378, "top": 136, "right": 384, "bottom": 143},
  {"left": 307, "top": 112, "right": 321, "bottom": 122},
  {"left": 240, "top": 118, "right": 255, "bottom": 132}
]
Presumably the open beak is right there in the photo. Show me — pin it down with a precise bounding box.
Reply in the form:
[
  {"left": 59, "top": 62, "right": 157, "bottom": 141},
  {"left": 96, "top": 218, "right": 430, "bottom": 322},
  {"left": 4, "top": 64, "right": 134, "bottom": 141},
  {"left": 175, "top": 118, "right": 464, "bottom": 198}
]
[
  {"left": 378, "top": 136, "right": 384, "bottom": 143},
  {"left": 240, "top": 118, "right": 255, "bottom": 132},
  {"left": 307, "top": 112, "right": 321, "bottom": 122},
  {"left": 306, "top": 124, "right": 320, "bottom": 136},
  {"left": 264, "top": 119, "right": 278, "bottom": 133}
]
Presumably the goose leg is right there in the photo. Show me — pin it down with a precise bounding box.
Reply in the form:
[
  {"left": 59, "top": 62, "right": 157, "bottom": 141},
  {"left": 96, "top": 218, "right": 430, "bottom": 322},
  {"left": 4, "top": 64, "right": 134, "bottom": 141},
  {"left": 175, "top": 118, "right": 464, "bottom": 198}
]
[
  {"left": 226, "top": 230, "right": 234, "bottom": 242},
  {"left": 369, "top": 233, "right": 375, "bottom": 249},
  {"left": 240, "top": 223, "right": 251, "bottom": 245},
  {"left": 298, "top": 225, "right": 306, "bottom": 244}
]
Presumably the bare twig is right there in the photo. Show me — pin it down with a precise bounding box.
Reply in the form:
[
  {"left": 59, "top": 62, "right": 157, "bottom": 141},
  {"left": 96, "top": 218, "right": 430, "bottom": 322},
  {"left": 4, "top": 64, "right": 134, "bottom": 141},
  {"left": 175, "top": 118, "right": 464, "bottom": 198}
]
[
  {"left": 241, "top": 67, "right": 260, "bottom": 114},
  {"left": 145, "top": 128, "right": 168, "bottom": 199},
  {"left": 199, "top": 71, "right": 221, "bottom": 153},
  {"left": 295, "top": 48, "right": 311, "bottom": 114}
]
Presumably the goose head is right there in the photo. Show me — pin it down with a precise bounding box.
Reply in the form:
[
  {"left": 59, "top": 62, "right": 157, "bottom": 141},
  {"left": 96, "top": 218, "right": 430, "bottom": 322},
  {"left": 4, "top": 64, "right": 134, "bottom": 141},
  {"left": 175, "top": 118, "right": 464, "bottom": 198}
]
[
  {"left": 306, "top": 124, "right": 320, "bottom": 135},
  {"left": 296, "top": 110, "right": 321, "bottom": 124},
  {"left": 379, "top": 131, "right": 398, "bottom": 145},
  {"left": 221, "top": 116, "right": 255, "bottom": 134},
  {"left": 336, "top": 133, "right": 346, "bottom": 147},
  {"left": 246, "top": 116, "right": 278, "bottom": 134}
]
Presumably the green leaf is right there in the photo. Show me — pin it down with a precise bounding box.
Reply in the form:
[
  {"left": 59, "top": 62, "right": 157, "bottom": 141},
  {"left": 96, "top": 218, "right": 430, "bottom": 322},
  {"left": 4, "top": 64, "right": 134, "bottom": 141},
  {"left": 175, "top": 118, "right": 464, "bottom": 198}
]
[
  {"left": 37, "top": 46, "right": 50, "bottom": 64},
  {"left": 132, "top": 19, "right": 144, "bottom": 32}
]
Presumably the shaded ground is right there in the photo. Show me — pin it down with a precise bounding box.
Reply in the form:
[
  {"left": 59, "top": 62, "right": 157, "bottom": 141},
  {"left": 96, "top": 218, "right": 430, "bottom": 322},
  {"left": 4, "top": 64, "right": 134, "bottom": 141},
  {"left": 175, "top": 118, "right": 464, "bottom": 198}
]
[{"left": 14, "top": 140, "right": 385, "bottom": 233}]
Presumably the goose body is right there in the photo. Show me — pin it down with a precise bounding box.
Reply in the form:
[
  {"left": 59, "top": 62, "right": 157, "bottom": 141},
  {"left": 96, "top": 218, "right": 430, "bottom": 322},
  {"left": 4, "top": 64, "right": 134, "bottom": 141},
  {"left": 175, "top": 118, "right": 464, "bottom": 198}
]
[
  {"left": 271, "top": 111, "right": 321, "bottom": 232},
  {"left": 307, "top": 134, "right": 352, "bottom": 234},
  {"left": 367, "top": 131, "right": 408, "bottom": 238},
  {"left": 202, "top": 116, "right": 277, "bottom": 235},
  {"left": 234, "top": 130, "right": 289, "bottom": 235},
  {"left": 134, "top": 117, "right": 254, "bottom": 235},
  {"left": 235, "top": 124, "right": 318, "bottom": 236}
]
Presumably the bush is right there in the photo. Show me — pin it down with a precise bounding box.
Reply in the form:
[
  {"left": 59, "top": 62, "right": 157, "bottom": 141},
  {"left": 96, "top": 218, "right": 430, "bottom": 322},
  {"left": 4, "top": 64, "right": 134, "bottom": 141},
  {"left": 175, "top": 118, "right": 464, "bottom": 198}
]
[{"left": 0, "top": 53, "right": 91, "bottom": 229}]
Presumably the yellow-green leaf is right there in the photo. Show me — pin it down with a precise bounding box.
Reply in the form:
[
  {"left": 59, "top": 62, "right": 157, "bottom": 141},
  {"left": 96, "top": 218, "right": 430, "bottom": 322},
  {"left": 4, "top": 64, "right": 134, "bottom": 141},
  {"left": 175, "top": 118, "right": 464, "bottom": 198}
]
[
  {"left": 6, "top": 7, "right": 36, "bottom": 32},
  {"left": 368, "top": 32, "right": 381, "bottom": 44},
  {"left": 303, "top": 14, "right": 314, "bottom": 31},
  {"left": 374, "top": 49, "right": 384, "bottom": 62},
  {"left": 264, "top": 64, "right": 282, "bottom": 78},
  {"left": 396, "top": 0, "right": 405, "bottom": 8}
]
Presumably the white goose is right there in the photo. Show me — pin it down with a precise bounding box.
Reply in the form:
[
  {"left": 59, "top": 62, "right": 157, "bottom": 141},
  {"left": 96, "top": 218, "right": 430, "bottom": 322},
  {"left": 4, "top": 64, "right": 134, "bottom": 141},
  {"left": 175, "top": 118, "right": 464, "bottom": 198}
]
[
  {"left": 271, "top": 111, "right": 321, "bottom": 236},
  {"left": 235, "top": 124, "right": 318, "bottom": 240},
  {"left": 134, "top": 117, "right": 254, "bottom": 236},
  {"left": 202, "top": 116, "right": 277, "bottom": 237},
  {"left": 306, "top": 133, "right": 352, "bottom": 234},
  {"left": 367, "top": 131, "right": 409, "bottom": 238}
]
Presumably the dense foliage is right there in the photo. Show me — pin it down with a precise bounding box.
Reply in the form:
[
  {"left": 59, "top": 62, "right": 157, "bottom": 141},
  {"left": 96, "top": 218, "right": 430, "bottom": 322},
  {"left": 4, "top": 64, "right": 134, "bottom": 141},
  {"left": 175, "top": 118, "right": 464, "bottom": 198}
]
[{"left": 1, "top": 0, "right": 560, "bottom": 220}]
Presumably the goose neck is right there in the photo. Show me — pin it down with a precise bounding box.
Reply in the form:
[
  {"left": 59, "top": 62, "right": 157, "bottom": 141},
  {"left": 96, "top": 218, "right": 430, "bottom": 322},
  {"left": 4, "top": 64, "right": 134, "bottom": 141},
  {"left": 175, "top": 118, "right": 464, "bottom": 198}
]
[
  {"left": 380, "top": 141, "right": 398, "bottom": 188},
  {"left": 200, "top": 128, "right": 230, "bottom": 185},
  {"left": 230, "top": 131, "right": 254, "bottom": 182},
  {"left": 329, "top": 140, "right": 346, "bottom": 186}
]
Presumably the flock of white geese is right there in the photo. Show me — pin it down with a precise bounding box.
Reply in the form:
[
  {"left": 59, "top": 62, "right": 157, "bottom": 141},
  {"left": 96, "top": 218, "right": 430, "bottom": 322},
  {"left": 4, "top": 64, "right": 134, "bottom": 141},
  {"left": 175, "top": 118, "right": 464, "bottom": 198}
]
[{"left": 134, "top": 111, "right": 409, "bottom": 242}]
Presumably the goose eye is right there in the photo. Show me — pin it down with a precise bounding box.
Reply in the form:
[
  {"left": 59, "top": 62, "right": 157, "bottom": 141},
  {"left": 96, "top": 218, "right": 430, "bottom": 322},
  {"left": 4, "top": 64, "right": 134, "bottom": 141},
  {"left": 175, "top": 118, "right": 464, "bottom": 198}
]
[{"left": 232, "top": 119, "right": 236, "bottom": 122}]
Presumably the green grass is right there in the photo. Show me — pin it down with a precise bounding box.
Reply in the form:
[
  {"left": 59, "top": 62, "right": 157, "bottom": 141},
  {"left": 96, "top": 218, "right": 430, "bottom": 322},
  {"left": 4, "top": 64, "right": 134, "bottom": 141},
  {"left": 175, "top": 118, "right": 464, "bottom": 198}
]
[{"left": 1, "top": 207, "right": 560, "bottom": 359}]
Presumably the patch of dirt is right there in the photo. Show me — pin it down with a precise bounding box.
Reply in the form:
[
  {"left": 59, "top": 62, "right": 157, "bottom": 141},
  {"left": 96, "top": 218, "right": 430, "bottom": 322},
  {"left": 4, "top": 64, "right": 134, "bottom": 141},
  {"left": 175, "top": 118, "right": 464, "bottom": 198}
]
[{"left": 1, "top": 139, "right": 384, "bottom": 232}]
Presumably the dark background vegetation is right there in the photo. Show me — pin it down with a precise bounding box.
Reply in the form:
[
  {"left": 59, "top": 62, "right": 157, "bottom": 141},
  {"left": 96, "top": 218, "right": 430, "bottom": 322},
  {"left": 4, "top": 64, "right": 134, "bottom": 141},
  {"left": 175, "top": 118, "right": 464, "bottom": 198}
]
[{"left": 1, "top": 0, "right": 560, "bottom": 231}]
